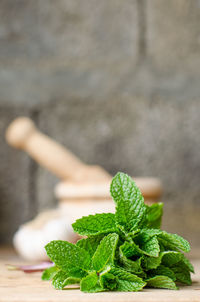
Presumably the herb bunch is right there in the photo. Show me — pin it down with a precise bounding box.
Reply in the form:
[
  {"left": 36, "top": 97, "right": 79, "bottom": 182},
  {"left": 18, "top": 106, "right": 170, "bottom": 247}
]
[{"left": 42, "top": 172, "right": 194, "bottom": 292}]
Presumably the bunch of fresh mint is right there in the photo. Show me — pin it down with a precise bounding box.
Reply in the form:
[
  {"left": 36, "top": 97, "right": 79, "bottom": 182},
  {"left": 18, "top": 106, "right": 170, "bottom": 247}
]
[{"left": 42, "top": 172, "right": 194, "bottom": 292}]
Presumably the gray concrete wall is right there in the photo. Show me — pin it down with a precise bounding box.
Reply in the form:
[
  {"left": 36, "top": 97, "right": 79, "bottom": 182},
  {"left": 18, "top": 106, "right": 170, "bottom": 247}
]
[{"left": 1, "top": 1, "right": 200, "bottom": 249}]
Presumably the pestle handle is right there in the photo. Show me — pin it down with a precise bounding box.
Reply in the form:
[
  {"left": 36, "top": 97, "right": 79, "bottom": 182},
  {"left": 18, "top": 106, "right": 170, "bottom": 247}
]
[{"left": 5, "top": 117, "right": 111, "bottom": 182}]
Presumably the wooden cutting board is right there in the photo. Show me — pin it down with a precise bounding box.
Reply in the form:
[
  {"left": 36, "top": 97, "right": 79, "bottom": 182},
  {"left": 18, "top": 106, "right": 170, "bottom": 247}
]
[{"left": 0, "top": 247, "right": 200, "bottom": 302}]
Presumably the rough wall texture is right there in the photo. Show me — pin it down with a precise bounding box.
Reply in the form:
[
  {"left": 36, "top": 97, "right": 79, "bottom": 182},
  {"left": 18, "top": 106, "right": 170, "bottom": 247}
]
[
  {"left": 0, "top": 1, "right": 200, "bottom": 248},
  {"left": 146, "top": 0, "right": 200, "bottom": 74}
]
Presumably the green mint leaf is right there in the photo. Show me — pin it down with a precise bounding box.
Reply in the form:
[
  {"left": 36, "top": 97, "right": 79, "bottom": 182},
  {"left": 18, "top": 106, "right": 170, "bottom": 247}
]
[
  {"left": 126, "top": 229, "right": 140, "bottom": 241},
  {"left": 142, "top": 255, "right": 162, "bottom": 270},
  {"left": 145, "top": 203, "right": 163, "bottom": 229},
  {"left": 111, "top": 267, "right": 146, "bottom": 291},
  {"left": 41, "top": 266, "right": 59, "bottom": 281},
  {"left": 146, "top": 275, "right": 177, "bottom": 289},
  {"left": 119, "top": 254, "right": 142, "bottom": 275},
  {"left": 119, "top": 245, "right": 143, "bottom": 274},
  {"left": 100, "top": 272, "right": 118, "bottom": 290},
  {"left": 52, "top": 271, "right": 68, "bottom": 289},
  {"left": 181, "top": 256, "right": 194, "bottom": 273},
  {"left": 62, "top": 277, "right": 81, "bottom": 289},
  {"left": 139, "top": 228, "right": 162, "bottom": 238},
  {"left": 145, "top": 251, "right": 194, "bottom": 273},
  {"left": 52, "top": 271, "right": 80, "bottom": 290},
  {"left": 76, "top": 235, "right": 104, "bottom": 258},
  {"left": 72, "top": 213, "right": 117, "bottom": 236},
  {"left": 125, "top": 230, "right": 160, "bottom": 258},
  {"left": 162, "top": 251, "right": 194, "bottom": 273},
  {"left": 92, "top": 233, "right": 119, "bottom": 272},
  {"left": 158, "top": 238, "right": 180, "bottom": 252},
  {"left": 45, "top": 240, "right": 91, "bottom": 273},
  {"left": 161, "top": 251, "right": 183, "bottom": 267},
  {"left": 171, "top": 262, "right": 192, "bottom": 285},
  {"left": 158, "top": 231, "right": 190, "bottom": 253},
  {"left": 148, "top": 265, "right": 176, "bottom": 281},
  {"left": 139, "top": 236, "right": 160, "bottom": 257},
  {"left": 110, "top": 172, "right": 146, "bottom": 232},
  {"left": 80, "top": 272, "right": 104, "bottom": 293},
  {"left": 117, "top": 278, "right": 144, "bottom": 292},
  {"left": 120, "top": 241, "right": 142, "bottom": 258},
  {"left": 134, "top": 229, "right": 162, "bottom": 257},
  {"left": 161, "top": 250, "right": 194, "bottom": 272}
]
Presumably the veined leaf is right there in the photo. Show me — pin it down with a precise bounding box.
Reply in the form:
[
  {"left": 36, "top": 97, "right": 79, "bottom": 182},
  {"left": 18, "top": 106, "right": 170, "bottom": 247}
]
[
  {"left": 158, "top": 231, "right": 190, "bottom": 253},
  {"left": 100, "top": 272, "right": 118, "bottom": 290},
  {"left": 139, "top": 236, "right": 160, "bottom": 257},
  {"left": 119, "top": 245, "right": 143, "bottom": 274},
  {"left": 144, "top": 251, "right": 194, "bottom": 273},
  {"left": 76, "top": 235, "right": 103, "bottom": 258},
  {"left": 111, "top": 267, "right": 146, "bottom": 291},
  {"left": 171, "top": 262, "right": 192, "bottom": 285},
  {"left": 161, "top": 251, "right": 183, "bottom": 267},
  {"left": 92, "top": 233, "right": 119, "bottom": 272},
  {"left": 52, "top": 271, "right": 69, "bottom": 289},
  {"left": 80, "top": 272, "right": 104, "bottom": 293},
  {"left": 142, "top": 255, "right": 162, "bottom": 270},
  {"left": 146, "top": 275, "right": 177, "bottom": 290},
  {"left": 162, "top": 251, "right": 194, "bottom": 273},
  {"left": 52, "top": 271, "right": 80, "bottom": 290},
  {"left": 41, "top": 266, "right": 59, "bottom": 281},
  {"left": 139, "top": 229, "right": 162, "bottom": 238},
  {"left": 45, "top": 240, "right": 90, "bottom": 273},
  {"left": 181, "top": 256, "right": 194, "bottom": 273},
  {"left": 72, "top": 213, "right": 117, "bottom": 236},
  {"left": 110, "top": 172, "right": 146, "bottom": 232},
  {"left": 120, "top": 241, "right": 143, "bottom": 258},
  {"left": 145, "top": 203, "right": 163, "bottom": 229},
  {"left": 148, "top": 265, "right": 176, "bottom": 281}
]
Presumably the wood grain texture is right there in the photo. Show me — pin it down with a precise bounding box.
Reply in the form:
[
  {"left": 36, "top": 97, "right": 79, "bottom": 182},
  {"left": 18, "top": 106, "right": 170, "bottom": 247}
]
[{"left": 0, "top": 248, "right": 199, "bottom": 302}]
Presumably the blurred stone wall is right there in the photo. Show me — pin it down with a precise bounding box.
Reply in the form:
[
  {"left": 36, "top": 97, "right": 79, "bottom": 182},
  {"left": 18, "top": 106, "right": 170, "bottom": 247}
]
[{"left": 1, "top": 0, "right": 200, "bottom": 249}]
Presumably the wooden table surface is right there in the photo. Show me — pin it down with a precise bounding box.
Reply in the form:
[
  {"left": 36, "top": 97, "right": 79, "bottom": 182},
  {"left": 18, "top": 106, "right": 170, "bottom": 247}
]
[{"left": 0, "top": 247, "right": 200, "bottom": 302}]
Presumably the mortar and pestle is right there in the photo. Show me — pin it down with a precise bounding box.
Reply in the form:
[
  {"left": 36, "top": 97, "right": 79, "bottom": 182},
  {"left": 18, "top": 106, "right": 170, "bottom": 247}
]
[{"left": 6, "top": 117, "right": 162, "bottom": 260}]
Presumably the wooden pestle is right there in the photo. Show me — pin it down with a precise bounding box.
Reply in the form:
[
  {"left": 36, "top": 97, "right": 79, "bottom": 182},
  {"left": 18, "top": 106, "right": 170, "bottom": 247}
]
[{"left": 6, "top": 117, "right": 111, "bottom": 183}]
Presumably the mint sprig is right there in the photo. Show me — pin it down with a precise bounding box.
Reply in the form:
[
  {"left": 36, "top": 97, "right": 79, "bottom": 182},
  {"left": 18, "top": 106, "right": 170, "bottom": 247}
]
[{"left": 43, "top": 172, "right": 193, "bottom": 292}]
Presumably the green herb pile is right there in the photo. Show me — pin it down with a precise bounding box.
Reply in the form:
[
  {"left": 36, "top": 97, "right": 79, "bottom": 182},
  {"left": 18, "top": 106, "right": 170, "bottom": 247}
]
[{"left": 42, "top": 172, "right": 194, "bottom": 292}]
